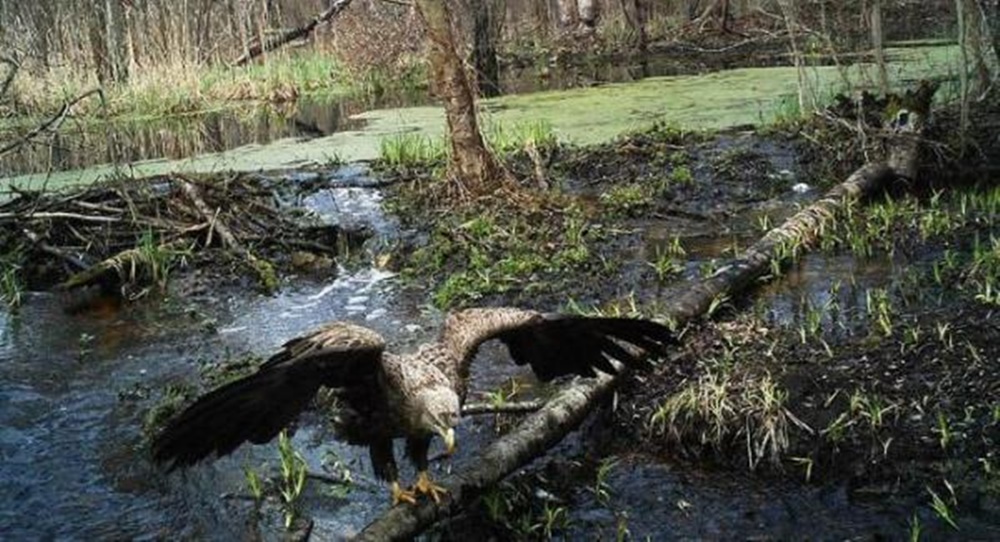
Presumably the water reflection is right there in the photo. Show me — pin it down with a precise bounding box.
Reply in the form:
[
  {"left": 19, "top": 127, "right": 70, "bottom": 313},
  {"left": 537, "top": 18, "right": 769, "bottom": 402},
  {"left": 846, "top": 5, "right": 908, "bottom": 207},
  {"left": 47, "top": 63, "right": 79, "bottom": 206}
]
[{"left": 0, "top": 96, "right": 369, "bottom": 178}]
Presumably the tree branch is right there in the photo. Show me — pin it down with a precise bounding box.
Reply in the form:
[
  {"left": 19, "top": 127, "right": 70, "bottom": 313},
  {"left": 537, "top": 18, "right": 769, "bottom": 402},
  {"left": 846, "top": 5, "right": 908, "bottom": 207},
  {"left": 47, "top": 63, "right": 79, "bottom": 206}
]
[{"left": 0, "top": 88, "right": 104, "bottom": 157}]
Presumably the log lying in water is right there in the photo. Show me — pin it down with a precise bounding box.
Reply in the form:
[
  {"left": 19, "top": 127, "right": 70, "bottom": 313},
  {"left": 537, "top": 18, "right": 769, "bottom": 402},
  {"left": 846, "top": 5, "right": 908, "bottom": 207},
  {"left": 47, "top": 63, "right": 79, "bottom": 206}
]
[{"left": 355, "top": 87, "right": 936, "bottom": 541}]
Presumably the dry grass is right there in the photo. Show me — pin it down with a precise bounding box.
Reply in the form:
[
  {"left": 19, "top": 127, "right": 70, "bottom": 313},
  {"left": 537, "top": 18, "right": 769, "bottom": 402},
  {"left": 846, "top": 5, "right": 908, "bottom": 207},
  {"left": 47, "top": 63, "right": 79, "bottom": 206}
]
[{"left": 649, "top": 364, "right": 806, "bottom": 469}]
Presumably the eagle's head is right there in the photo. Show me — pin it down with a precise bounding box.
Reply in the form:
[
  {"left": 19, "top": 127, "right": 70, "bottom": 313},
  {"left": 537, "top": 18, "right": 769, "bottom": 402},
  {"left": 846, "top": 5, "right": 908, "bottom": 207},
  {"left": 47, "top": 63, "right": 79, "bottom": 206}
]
[{"left": 416, "top": 386, "right": 460, "bottom": 455}]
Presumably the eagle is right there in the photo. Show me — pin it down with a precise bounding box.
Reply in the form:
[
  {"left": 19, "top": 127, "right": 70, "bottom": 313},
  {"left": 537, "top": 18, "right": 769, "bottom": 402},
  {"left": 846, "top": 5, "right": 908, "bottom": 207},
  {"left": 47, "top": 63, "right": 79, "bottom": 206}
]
[{"left": 152, "top": 308, "right": 675, "bottom": 504}]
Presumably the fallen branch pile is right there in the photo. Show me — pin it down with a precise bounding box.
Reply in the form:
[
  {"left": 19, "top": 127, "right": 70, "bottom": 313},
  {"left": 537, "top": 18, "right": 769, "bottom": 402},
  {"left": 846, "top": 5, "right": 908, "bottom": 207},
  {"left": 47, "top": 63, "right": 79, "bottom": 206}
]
[
  {"left": 355, "top": 83, "right": 938, "bottom": 540},
  {"left": 0, "top": 173, "right": 363, "bottom": 299}
]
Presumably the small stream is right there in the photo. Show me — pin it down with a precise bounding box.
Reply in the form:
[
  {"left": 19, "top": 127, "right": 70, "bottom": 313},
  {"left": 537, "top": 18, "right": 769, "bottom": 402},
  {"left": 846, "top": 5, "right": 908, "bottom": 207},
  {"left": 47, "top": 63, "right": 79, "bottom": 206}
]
[
  {"left": 0, "top": 165, "right": 547, "bottom": 539},
  {"left": 0, "top": 161, "right": 956, "bottom": 540}
]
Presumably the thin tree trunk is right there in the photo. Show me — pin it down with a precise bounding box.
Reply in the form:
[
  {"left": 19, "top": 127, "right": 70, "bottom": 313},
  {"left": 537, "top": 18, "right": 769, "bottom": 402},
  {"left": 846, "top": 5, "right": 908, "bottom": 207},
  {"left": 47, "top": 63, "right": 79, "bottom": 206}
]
[
  {"left": 415, "top": 0, "right": 505, "bottom": 193},
  {"left": 355, "top": 85, "right": 938, "bottom": 542},
  {"left": 473, "top": 0, "right": 502, "bottom": 97},
  {"left": 557, "top": 0, "right": 579, "bottom": 29},
  {"left": 106, "top": 0, "right": 130, "bottom": 83},
  {"left": 89, "top": 0, "right": 112, "bottom": 85},
  {"left": 871, "top": 0, "right": 889, "bottom": 94}
]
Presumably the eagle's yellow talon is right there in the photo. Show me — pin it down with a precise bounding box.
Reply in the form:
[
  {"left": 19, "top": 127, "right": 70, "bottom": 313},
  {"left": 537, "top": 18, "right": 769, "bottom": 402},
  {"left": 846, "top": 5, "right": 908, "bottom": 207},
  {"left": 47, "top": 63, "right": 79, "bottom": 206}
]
[
  {"left": 412, "top": 470, "right": 448, "bottom": 504},
  {"left": 391, "top": 481, "right": 418, "bottom": 506}
]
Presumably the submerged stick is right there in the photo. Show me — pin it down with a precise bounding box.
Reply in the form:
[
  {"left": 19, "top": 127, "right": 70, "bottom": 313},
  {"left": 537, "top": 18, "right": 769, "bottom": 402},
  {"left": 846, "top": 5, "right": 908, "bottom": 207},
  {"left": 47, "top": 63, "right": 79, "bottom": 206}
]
[{"left": 356, "top": 91, "right": 935, "bottom": 541}]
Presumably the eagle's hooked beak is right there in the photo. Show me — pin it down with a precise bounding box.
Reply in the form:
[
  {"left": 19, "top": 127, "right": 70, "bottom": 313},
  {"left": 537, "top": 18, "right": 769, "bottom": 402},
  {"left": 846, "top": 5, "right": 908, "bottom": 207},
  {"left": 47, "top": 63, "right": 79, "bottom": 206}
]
[{"left": 439, "top": 427, "right": 456, "bottom": 455}]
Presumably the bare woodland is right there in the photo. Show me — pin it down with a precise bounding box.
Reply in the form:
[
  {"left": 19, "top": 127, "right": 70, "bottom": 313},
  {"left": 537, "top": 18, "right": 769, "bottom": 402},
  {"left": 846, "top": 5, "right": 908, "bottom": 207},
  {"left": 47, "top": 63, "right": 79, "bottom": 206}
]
[{"left": 1, "top": 1, "right": 989, "bottom": 91}]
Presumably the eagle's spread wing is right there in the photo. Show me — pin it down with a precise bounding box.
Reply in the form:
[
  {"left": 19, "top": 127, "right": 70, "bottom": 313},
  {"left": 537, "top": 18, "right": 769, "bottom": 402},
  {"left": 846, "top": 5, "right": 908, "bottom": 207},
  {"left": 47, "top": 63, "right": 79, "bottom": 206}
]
[
  {"left": 444, "top": 308, "right": 676, "bottom": 382},
  {"left": 152, "top": 322, "right": 385, "bottom": 470}
]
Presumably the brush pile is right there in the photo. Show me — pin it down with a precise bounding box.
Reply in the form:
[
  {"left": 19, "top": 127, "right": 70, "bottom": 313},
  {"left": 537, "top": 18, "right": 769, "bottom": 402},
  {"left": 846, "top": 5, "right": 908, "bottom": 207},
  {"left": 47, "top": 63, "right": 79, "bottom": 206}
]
[{"left": 0, "top": 173, "right": 367, "bottom": 304}]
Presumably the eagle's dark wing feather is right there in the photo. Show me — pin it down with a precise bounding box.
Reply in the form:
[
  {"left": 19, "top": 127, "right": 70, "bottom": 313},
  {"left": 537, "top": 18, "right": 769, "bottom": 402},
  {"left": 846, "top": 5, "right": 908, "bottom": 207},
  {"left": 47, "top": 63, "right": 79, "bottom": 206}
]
[
  {"left": 152, "top": 322, "right": 385, "bottom": 470},
  {"left": 497, "top": 315, "right": 675, "bottom": 381},
  {"left": 448, "top": 308, "right": 676, "bottom": 382}
]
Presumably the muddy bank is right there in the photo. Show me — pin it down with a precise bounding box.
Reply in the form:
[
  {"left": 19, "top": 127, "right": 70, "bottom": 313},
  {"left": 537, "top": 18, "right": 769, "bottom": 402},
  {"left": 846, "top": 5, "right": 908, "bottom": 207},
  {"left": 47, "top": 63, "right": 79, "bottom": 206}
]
[{"left": 377, "top": 91, "right": 1000, "bottom": 538}]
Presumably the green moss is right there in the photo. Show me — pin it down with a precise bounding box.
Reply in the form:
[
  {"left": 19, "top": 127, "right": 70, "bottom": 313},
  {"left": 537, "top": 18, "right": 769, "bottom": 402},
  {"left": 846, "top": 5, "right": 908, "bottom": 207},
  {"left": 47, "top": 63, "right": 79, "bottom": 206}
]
[
  {"left": 250, "top": 256, "right": 279, "bottom": 295},
  {"left": 142, "top": 383, "right": 195, "bottom": 438}
]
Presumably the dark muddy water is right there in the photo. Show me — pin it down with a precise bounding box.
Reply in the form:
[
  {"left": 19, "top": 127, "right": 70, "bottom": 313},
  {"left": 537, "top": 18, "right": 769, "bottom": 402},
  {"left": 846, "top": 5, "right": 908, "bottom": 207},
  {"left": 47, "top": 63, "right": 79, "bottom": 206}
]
[{"left": 0, "top": 167, "right": 544, "bottom": 539}]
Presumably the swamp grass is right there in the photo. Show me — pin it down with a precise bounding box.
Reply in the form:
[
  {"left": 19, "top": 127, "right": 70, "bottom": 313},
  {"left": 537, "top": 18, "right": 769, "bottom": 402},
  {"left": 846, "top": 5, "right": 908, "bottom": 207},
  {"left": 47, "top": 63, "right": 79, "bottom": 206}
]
[{"left": 1, "top": 50, "right": 428, "bottom": 126}]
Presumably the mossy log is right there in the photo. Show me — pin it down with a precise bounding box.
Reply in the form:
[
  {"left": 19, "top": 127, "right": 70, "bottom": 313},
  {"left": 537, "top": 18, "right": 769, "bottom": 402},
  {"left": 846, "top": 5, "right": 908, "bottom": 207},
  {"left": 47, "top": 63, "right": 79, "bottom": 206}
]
[
  {"left": 60, "top": 239, "right": 191, "bottom": 291},
  {"left": 355, "top": 89, "right": 936, "bottom": 541}
]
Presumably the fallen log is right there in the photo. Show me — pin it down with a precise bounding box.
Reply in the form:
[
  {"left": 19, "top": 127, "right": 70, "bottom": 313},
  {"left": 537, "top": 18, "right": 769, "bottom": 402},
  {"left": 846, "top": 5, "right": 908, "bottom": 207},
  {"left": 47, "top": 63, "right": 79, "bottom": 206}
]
[
  {"left": 59, "top": 239, "right": 192, "bottom": 292},
  {"left": 461, "top": 400, "right": 544, "bottom": 416},
  {"left": 355, "top": 89, "right": 935, "bottom": 540},
  {"left": 231, "top": 0, "right": 354, "bottom": 67}
]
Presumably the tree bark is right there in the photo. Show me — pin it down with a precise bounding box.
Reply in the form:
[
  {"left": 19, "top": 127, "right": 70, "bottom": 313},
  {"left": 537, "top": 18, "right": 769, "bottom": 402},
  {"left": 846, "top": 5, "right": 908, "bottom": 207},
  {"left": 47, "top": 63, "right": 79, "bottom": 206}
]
[
  {"left": 871, "top": 0, "right": 889, "bottom": 94},
  {"left": 415, "top": 0, "right": 505, "bottom": 194},
  {"left": 354, "top": 86, "right": 937, "bottom": 542},
  {"left": 578, "top": 0, "right": 599, "bottom": 30}
]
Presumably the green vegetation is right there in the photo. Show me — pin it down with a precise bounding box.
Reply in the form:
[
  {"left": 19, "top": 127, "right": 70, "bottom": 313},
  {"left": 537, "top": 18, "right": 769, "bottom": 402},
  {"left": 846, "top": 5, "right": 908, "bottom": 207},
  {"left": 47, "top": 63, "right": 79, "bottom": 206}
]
[
  {"left": 600, "top": 183, "right": 654, "bottom": 216},
  {"left": 647, "top": 236, "right": 686, "bottom": 283},
  {"left": 377, "top": 119, "right": 558, "bottom": 172},
  {"left": 396, "top": 195, "right": 611, "bottom": 309},
  {"left": 379, "top": 133, "right": 447, "bottom": 169},
  {"left": 484, "top": 119, "right": 558, "bottom": 155},
  {"left": 0, "top": 248, "right": 23, "bottom": 309},
  {"left": 5, "top": 52, "right": 346, "bottom": 124},
  {"left": 277, "top": 430, "right": 308, "bottom": 529}
]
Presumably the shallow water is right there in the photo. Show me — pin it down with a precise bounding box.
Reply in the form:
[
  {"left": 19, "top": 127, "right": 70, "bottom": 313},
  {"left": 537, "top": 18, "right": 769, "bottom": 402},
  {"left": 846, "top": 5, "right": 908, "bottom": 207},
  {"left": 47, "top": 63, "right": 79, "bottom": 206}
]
[{"left": 0, "top": 167, "right": 544, "bottom": 539}]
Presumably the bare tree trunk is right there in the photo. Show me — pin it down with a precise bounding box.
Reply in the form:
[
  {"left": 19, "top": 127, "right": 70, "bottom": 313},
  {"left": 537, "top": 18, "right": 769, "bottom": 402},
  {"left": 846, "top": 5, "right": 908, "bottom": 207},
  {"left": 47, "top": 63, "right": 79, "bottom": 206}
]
[
  {"left": 110, "top": 0, "right": 130, "bottom": 82},
  {"left": 416, "top": 0, "right": 505, "bottom": 194},
  {"left": 473, "top": 0, "right": 503, "bottom": 97},
  {"left": 871, "top": 0, "right": 889, "bottom": 94},
  {"left": 963, "top": 0, "right": 993, "bottom": 93},
  {"left": 777, "top": 0, "right": 810, "bottom": 113},
  {"left": 578, "top": 0, "right": 600, "bottom": 30},
  {"left": 88, "top": 0, "right": 112, "bottom": 85},
  {"left": 621, "top": 0, "right": 650, "bottom": 52},
  {"left": 990, "top": 0, "right": 1000, "bottom": 68},
  {"left": 557, "top": 0, "right": 579, "bottom": 29}
]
